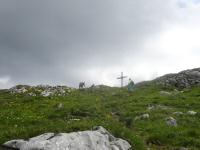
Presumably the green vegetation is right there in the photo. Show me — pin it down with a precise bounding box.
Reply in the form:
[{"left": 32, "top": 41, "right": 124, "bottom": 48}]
[{"left": 0, "top": 84, "right": 200, "bottom": 149}]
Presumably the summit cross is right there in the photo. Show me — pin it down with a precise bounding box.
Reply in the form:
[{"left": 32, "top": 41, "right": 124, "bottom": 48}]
[{"left": 117, "top": 72, "right": 127, "bottom": 87}]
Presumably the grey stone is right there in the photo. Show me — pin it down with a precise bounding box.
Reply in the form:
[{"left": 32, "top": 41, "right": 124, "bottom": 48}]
[
  {"left": 187, "top": 110, "right": 197, "bottom": 115},
  {"left": 165, "top": 117, "right": 177, "bottom": 127},
  {"left": 160, "top": 91, "right": 172, "bottom": 96},
  {"left": 57, "top": 103, "right": 63, "bottom": 109},
  {"left": 147, "top": 104, "right": 170, "bottom": 110},
  {"left": 135, "top": 113, "right": 150, "bottom": 120},
  {"left": 3, "top": 126, "right": 131, "bottom": 150}
]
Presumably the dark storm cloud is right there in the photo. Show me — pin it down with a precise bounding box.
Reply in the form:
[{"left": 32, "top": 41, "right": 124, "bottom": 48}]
[{"left": 1, "top": 0, "right": 197, "bottom": 88}]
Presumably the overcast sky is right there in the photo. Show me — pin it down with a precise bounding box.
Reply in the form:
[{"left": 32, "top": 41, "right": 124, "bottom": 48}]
[{"left": 0, "top": 0, "right": 200, "bottom": 88}]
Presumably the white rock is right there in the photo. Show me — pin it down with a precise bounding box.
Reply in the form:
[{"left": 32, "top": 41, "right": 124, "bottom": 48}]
[
  {"left": 141, "top": 113, "right": 150, "bottom": 119},
  {"left": 187, "top": 111, "right": 197, "bottom": 115},
  {"left": 3, "top": 126, "right": 131, "bottom": 150},
  {"left": 135, "top": 113, "right": 149, "bottom": 120},
  {"left": 160, "top": 91, "right": 172, "bottom": 96},
  {"left": 21, "top": 87, "right": 28, "bottom": 93},
  {"left": 41, "top": 90, "right": 52, "bottom": 97},
  {"left": 147, "top": 104, "right": 170, "bottom": 110},
  {"left": 28, "top": 92, "right": 36, "bottom": 96},
  {"left": 57, "top": 103, "right": 63, "bottom": 109},
  {"left": 69, "top": 118, "right": 80, "bottom": 121},
  {"left": 147, "top": 105, "right": 155, "bottom": 110},
  {"left": 10, "top": 86, "right": 28, "bottom": 94},
  {"left": 166, "top": 117, "right": 177, "bottom": 127}
]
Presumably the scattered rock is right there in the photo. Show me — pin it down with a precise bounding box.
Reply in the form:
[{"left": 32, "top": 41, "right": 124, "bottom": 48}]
[
  {"left": 9, "top": 85, "right": 73, "bottom": 97},
  {"left": 147, "top": 104, "right": 170, "bottom": 110},
  {"left": 3, "top": 126, "right": 131, "bottom": 150},
  {"left": 57, "top": 103, "right": 63, "bottom": 109},
  {"left": 10, "top": 85, "right": 28, "bottom": 94},
  {"left": 147, "top": 104, "right": 155, "bottom": 110},
  {"left": 187, "top": 111, "right": 197, "bottom": 115},
  {"left": 165, "top": 117, "right": 177, "bottom": 127},
  {"left": 141, "top": 113, "right": 150, "bottom": 119},
  {"left": 173, "top": 89, "right": 184, "bottom": 94},
  {"left": 160, "top": 91, "right": 172, "bottom": 96},
  {"left": 135, "top": 113, "right": 150, "bottom": 120},
  {"left": 69, "top": 118, "right": 80, "bottom": 121},
  {"left": 28, "top": 92, "right": 36, "bottom": 96},
  {"left": 41, "top": 90, "right": 52, "bottom": 97},
  {"left": 173, "top": 112, "right": 184, "bottom": 115}
]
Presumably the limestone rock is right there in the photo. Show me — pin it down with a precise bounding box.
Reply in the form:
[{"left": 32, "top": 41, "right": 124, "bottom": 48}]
[
  {"left": 3, "top": 126, "right": 131, "bottom": 150},
  {"left": 187, "top": 110, "right": 197, "bottom": 115},
  {"left": 147, "top": 104, "right": 170, "bottom": 110},
  {"left": 141, "top": 113, "right": 150, "bottom": 119},
  {"left": 160, "top": 91, "right": 172, "bottom": 96},
  {"left": 147, "top": 105, "right": 155, "bottom": 110},
  {"left": 57, "top": 103, "right": 63, "bottom": 109},
  {"left": 41, "top": 90, "right": 52, "bottom": 97},
  {"left": 135, "top": 113, "right": 150, "bottom": 120},
  {"left": 165, "top": 117, "right": 177, "bottom": 127}
]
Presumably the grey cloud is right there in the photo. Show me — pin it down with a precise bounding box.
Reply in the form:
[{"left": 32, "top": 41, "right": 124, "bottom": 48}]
[{"left": 0, "top": 0, "right": 192, "bottom": 88}]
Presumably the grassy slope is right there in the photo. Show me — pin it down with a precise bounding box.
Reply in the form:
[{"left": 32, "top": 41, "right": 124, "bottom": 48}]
[{"left": 0, "top": 84, "right": 200, "bottom": 150}]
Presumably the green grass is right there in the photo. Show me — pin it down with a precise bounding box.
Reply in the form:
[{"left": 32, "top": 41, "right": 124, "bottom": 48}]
[{"left": 0, "top": 84, "right": 200, "bottom": 149}]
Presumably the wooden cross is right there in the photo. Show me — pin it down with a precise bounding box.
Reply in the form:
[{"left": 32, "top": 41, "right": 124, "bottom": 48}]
[{"left": 117, "top": 72, "right": 127, "bottom": 87}]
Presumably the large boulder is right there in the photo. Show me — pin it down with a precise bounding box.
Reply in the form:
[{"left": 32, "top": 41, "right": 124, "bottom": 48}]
[{"left": 2, "top": 126, "right": 131, "bottom": 150}]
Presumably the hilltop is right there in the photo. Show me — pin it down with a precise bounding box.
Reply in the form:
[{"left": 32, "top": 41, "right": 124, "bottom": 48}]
[
  {"left": 154, "top": 68, "right": 200, "bottom": 88},
  {"left": 135, "top": 67, "right": 200, "bottom": 89},
  {"left": 0, "top": 68, "right": 200, "bottom": 150}
]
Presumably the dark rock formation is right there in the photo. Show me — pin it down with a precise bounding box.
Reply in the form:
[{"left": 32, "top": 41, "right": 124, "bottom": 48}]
[{"left": 154, "top": 68, "right": 200, "bottom": 88}]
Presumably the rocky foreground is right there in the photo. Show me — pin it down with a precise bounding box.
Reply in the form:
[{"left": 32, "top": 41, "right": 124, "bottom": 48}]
[{"left": 3, "top": 126, "right": 131, "bottom": 150}]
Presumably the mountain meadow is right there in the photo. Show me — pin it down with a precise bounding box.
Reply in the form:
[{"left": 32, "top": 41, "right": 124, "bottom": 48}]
[{"left": 0, "top": 68, "right": 200, "bottom": 150}]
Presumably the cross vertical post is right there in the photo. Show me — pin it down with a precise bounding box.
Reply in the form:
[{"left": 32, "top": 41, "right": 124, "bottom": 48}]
[
  {"left": 117, "top": 72, "right": 127, "bottom": 88},
  {"left": 121, "top": 72, "right": 123, "bottom": 87}
]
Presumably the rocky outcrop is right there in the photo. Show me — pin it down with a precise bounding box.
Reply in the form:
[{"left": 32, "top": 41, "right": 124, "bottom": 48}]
[
  {"left": 154, "top": 68, "right": 200, "bottom": 88},
  {"left": 9, "top": 85, "right": 73, "bottom": 97},
  {"left": 3, "top": 126, "right": 131, "bottom": 150}
]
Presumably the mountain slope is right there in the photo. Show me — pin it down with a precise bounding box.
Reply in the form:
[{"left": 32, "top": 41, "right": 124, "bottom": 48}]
[{"left": 0, "top": 68, "right": 200, "bottom": 150}]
